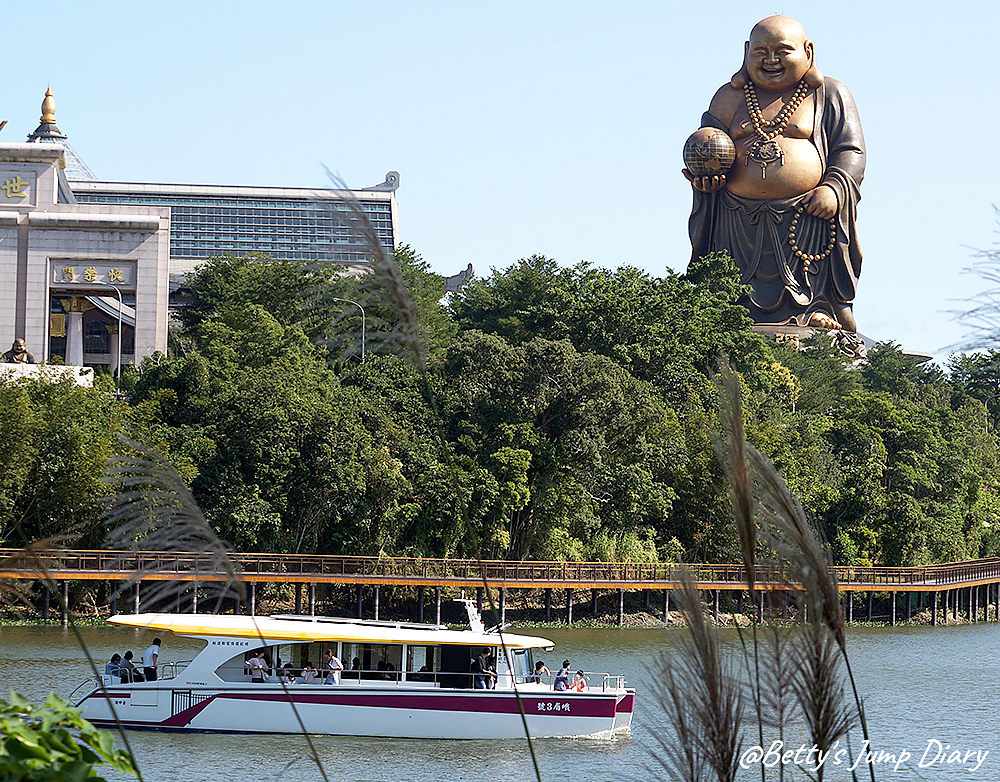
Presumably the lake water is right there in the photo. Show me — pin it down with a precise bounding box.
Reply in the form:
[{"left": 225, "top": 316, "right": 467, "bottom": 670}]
[{"left": 1, "top": 621, "right": 997, "bottom": 781}]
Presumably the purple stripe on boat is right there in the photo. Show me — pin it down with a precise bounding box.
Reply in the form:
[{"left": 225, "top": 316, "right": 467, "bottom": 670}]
[{"left": 211, "top": 690, "right": 616, "bottom": 719}]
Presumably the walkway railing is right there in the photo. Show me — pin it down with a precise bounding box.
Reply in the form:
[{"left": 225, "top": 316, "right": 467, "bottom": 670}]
[{"left": 4, "top": 549, "right": 1000, "bottom": 591}]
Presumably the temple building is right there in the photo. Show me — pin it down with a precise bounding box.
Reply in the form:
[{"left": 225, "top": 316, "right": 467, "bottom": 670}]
[{"left": 9, "top": 88, "right": 400, "bottom": 371}]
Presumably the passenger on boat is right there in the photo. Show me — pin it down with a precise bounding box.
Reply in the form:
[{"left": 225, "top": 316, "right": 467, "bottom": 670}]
[
  {"left": 119, "top": 651, "right": 143, "bottom": 683},
  {"left": 324, "top": 648, "right": 343, "bottom": 684},
  {"left": 281, "top": 663, "right": 296, "bottom": 684},
  {"left": 412, "top": 664, "right": 430, "bottom": 682},
  {"left": 245, "top": 652, "right": 267, "bottom": 683},
  {"left": 553, "top": 660, "right": 571, "bottom": 691},
  {"left": 301, "top": 661, "right": 316, "bottom": 684},
  {"left": 142, "top": 638, "right": 161, "bottom": 682},
  {"left": 570, "top": 670, "right": 588, "bottom": 692},
  {"left": 529, "top": 660, "right": 550, "bottom": 684},
  {"left": 105, "top": 654, "right": 122, "bottom": 681},
  {"left": 472, "top": 648, "right": 497, "bottom": 689}
]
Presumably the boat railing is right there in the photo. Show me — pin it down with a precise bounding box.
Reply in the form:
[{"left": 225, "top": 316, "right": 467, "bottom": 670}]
[
  {"left": 587, "top": 672, "right": 626, "bottom": 692},
  {"left": 159, "top": 660, "right": 191, "bottom": 680}
]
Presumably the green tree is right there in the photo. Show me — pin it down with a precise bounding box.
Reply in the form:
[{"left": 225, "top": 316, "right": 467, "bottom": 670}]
[
  {"left": 443, "top": 331, "right": 680, "bottom": 560},
  {"left": 0, "top": 375, "right": 123, "bottom": 547}
]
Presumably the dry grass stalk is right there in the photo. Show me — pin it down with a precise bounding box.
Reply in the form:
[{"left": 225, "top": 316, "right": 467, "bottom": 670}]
[
  {"left": 747, "top": 445, "right": 846, "bottom": 652},
  {"left": 711, "top": 365, "right": 756, "bottom": 595},
  {"left": 309, "top": 175, "right": 542, "bottom": 781},
  {"left": 757, "top": 625, "right": 797, "bottom": 731},
  {"left": 308, "top": 169, "right": 426, "bottom": 370},
  {"left": 709, "top": 358, "right": 874, "bottom": 782},
  {"left": 101, "top": 435, "right": 245, "bottom": 611},
  {"left": 650, "top": 573, "right": 744, "bottom": 782},
  {"left": 790, "top": 623, "right": 858, "bottom": 780}
]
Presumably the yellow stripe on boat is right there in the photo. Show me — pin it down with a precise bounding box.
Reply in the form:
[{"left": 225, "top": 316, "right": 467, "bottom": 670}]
[{"left": 108, "top": 613, "right": 554, "bottom": 649}]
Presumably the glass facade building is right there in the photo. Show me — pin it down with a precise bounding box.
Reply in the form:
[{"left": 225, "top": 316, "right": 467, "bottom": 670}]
[{"left": 69, "top": 177, "right": 400, "bottom": 281}]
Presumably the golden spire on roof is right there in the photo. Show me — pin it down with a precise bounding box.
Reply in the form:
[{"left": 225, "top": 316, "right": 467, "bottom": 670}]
[{"left": 40, "top": 87, "right": 56, "bottom": 124}]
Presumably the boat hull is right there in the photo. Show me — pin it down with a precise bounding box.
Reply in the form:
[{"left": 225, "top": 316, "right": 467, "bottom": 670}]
[{"left": 80, "top": 684, "right": 634, "bottom": 739}]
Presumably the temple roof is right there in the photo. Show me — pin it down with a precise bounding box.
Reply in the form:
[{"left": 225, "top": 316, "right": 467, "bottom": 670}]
[{"left": 26, "top": 88, "right": 96, "bottom": 181}]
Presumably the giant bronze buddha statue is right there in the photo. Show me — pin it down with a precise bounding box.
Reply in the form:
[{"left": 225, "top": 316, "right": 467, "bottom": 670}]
[{"left": 685, "top": 16, "right": 865, "bottom": 337}]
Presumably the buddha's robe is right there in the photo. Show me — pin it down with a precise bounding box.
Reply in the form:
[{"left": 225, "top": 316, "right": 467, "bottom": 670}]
[{"left": 688, "top": 78, "right": 865, "bottom": 327}]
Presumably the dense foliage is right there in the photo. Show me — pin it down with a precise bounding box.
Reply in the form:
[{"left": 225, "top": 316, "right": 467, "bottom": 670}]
[
  {"left": 0, "top": 692, "right": 136, "bottom": 780},
  {"left": 2, "top": 249, "right": 999, "bottom": 566}
]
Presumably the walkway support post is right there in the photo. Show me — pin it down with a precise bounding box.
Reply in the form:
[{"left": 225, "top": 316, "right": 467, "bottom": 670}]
[
  {"left": 191, "top": 585, "right": 197, "bottom": 614},
  {"left": 890, "top": 591, "right": 896, "bottom": 627},
  {"left": 417, "top": 586, "right": 424, "bottom": 623},
  {"left": 544, "top": 588, "right": 552, "bottom": 622},
  {"left": 713, "top": 590, "right": 719, "bottom": 624},
  {"left": 42, "top": 583, "right": 50, "bottom": 621},
  {"left": 499, "top": 587, "right": 506, "bottom": 626},
  {"left": 309, "top": 583, "right": 316, "bottom": 616},
  {"left": 62, "top": 581, "right": 68, "bottom": 628},
  {"left": 662, "top": 590, "right": 670, "bottom": 623},
  {"left": 435, "top": 587, "right": 442, "bottom": 625},
  {"left": 932, "top": 591, "right": 938, "bottom": 626},
  {"left": 295, "top": 584, "right": 302, "bottom": 614},
  {"left": 134, "top": 582, "right": 140, "bottom": 615},
  {"left": 374, "top": 585, "right": 380, "bottom": 621},
  {"left": 566, "top": 589, "right": 573, "bottom": 625},
  {"left": 249, "top": 582, "right": 256, "bottom": 616},
  {"left": 591, "top": 589, "right": 598, "bottom": 617},
  {"left": 356, "top": 585, "right": 363, "bottom": 619},
  {"left": 618, "top": 588, "right": 624, "bottom": 627}
]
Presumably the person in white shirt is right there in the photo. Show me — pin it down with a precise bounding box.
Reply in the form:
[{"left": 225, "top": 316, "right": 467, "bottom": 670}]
[
  {"left": 245, "top": 652, "right": 267, "bottom": 683},
  {"left": 142, "top": 638, "right": 161, "bottom": 682},
  {"left": 324, "top": 649, "right": 343, "bottom": 684}
]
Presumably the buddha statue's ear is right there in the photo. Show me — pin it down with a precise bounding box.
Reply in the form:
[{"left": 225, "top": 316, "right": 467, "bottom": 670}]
[
  {"left": 803, "top": 39, "right": 824, "bottom": 88},
  {"left": 730, "top": 42, "right": 751, "bottom": 88}
]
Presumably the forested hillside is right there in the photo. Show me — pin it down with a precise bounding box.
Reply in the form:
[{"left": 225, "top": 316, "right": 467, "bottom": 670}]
[{"left": 3, "top": 249, "right": 998, "bottom": 567}]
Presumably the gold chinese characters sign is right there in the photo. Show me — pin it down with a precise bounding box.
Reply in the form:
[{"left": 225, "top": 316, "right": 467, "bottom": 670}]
[
  {"left": 52, "top": 262, "right": 136, "bottom": 289},
  {"left": 0, "top": 171, "right": 35, "bottom": 205}
]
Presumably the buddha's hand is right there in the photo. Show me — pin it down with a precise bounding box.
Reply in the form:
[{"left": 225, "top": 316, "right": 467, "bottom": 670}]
[
  {"left": 682, "top": 169, "right": 727, "bottom": 193},
  {"left": 801, "top": 184, "right": 838, "bottom": 219}
]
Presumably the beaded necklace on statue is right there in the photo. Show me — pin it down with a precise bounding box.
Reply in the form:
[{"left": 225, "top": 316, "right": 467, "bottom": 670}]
[
  {"left": 787, "top": 205, "right": 836, "bottom": 270},
  {"left": 742, "top": 79, "right": 810, "bottom": 178}
]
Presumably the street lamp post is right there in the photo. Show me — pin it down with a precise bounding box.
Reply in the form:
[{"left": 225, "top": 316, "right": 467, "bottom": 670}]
[
  {"left": 331, "top": 297, "right": 365, "bottom": 362},
  {"left": 101, "top": 282, "right": 123, "bottom": 390}
]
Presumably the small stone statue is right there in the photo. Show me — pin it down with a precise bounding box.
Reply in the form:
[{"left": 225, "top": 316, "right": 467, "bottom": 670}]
[
  {"left": 685, "top": 15, "right": 865, "bottom": 333},
  {"left": 4, "top": 338, "right": 35, "bottom": 364}
]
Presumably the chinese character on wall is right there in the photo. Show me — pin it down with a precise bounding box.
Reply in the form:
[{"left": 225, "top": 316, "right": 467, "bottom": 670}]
[{"left": 1, "top": 176, "right": 28, "bottom": 199}]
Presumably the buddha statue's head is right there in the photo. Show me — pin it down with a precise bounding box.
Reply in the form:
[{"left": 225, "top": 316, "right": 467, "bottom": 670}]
[{"left": 731, "top": 15, "right": 823, "bottom": 91}]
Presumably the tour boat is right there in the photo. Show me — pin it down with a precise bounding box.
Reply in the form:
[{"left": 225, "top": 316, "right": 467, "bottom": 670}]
[{"left": 74, "top": 601, "right": 634, "bottom": 739}]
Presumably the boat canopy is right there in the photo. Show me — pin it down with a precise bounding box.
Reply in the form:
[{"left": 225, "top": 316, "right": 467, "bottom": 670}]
[{"left": 109, "top": 613, "right": 554, "bottom": 649}]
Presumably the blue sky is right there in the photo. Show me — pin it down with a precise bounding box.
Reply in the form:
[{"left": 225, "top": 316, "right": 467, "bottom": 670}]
[{"left": 6, "top": 1, "right": 1000, "bottom": 363}]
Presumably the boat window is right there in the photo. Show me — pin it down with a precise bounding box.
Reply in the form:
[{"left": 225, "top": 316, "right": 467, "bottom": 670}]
[
  {"left": 439, "top": 645, "right": 476, "bottom": 689},
  {"left": 407, "top": 645, "right": 438, "bottom": 679},
  {"left": 214, "top": 645, "right": 279, "bottom": 682},
  {"left": 510, "top": 648, "right": 530, "bottom": 680},
  {"left": 341, "top": 643, "right": 403, "bottom": 680}
]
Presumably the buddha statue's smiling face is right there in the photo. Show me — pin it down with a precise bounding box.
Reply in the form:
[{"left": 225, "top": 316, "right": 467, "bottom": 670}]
[{"left": 744, "top": 16, "right": 813, "bottom": 92}]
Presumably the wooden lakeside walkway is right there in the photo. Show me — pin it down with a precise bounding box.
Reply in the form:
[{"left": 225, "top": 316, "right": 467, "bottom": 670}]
[
  {"left": 3, "top": 549, "right": 1000, "bottom": 591},
  {"left": 4, "top": 550, "right": 1000, "bottom": 627}
]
